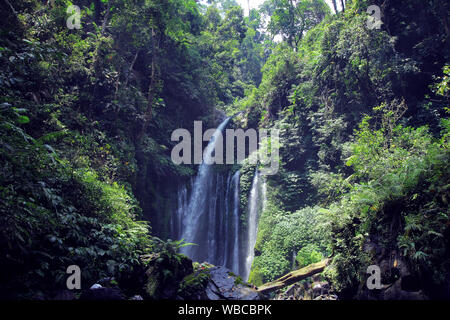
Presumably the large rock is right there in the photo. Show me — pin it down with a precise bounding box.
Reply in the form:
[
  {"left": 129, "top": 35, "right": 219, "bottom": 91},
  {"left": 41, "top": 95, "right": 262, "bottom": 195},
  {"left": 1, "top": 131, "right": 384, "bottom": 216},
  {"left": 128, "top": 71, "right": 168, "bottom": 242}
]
[
  {"left": 53, "top": 290, "right": 76, "bottom": 300},
  {"left": 356, "top": 254, "right": 429, "bottom": 300},
  {"left": 206, "top": 266, "right": 262, "bottom": 300},
  {"left": 382, "top": 279, "right": 428, "bottom": 300},
  {"left": 178, "top": 264, "right": 262, "bottom": 300},
  {"left": 143, "top": 252, "right": 194, "bottom": 299},
  {"left": 80, "top": 286, "right": 124, "bottom": 300},
  {"left": 274, "top": 279, "right": 334, "bottom": 300}
]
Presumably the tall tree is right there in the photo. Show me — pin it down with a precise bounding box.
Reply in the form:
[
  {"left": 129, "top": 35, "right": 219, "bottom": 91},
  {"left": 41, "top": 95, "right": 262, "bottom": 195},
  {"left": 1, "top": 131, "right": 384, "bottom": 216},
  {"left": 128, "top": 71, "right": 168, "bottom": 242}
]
[
  {"left": 331, "top": 0, "right": 338, "bottom": 14},
  {"left": 267, "top": 0, "right": 330, "bottom": 48}
]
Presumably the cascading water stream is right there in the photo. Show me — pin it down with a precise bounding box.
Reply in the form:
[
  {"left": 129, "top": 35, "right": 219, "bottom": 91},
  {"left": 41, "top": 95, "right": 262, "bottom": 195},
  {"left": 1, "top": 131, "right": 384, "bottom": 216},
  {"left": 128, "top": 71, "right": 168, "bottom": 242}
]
[
  {"left": 171, "top": 117, "right": 265, "bottom": 279},
  {"left": 243, "top": 171, "right": 259, "bottom": 281},
  {"left": 178, "top": 117, "right": 231, "bottom": 262},
  {"left": 223, "top": 172, "right": 232, "bottom": 268},
  {"left": 170, "top": 180, "right": 191, "bottom": 240},
  {"left": 231, "top": 170, "right": 240, "bottom": 275}
]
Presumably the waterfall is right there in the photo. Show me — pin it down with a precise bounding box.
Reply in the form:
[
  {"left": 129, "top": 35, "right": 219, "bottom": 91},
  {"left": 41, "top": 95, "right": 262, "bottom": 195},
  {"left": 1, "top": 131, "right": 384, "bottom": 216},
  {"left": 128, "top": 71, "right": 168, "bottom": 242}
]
[
  {"left": 261, "top": 178, "right": 267, "bottom": 212},
  {"left": 231, "top": 170, "right": 240, "bottom": 275},
  {"left": 178, "top": 117, "right": 231, "bottom": 262},
  {"left": 172, "top": 165, "right": 265, "bottom": 280},
  {"left": 170, "top": 182, "right": 190, "bottom": 240},
  {"left": 174, "top": 168, "right": 241, "bottom": 272},
  {"left": 171, "top": 117, "right": 266, "bottom": 280},
  {"left": 223, "top": 172, "right": 232, "bottom": 268},
  {"left": 243, "top": 171, "right": 266, "bottom": 281}
]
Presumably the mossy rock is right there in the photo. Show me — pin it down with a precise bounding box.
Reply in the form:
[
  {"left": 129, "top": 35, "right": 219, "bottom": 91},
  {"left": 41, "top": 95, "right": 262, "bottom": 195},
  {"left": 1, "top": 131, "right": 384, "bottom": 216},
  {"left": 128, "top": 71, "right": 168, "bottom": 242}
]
[
  {"left": 248, "top": 266, "right": 264, "bottom": 287},
  {"left": 144, "top": 252, "right": 193, "bottom": 299},
  {"left": 178, "top": 268, "right": 212, "bottom": 300},
  {"left": 178, "top": 265, "right": 262, "bottom": 300}
]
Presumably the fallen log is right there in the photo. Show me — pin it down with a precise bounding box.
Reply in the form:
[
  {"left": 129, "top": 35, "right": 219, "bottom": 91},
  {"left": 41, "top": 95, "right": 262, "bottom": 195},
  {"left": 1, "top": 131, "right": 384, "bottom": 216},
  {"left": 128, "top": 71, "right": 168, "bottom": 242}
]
[{"left": 257, "top": 258, "right": 330, "bottom": 294}]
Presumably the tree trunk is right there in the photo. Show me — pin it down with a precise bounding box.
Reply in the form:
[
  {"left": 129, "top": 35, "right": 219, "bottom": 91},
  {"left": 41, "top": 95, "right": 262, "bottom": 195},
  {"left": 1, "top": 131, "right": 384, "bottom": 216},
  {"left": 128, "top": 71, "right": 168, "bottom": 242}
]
[
  {"left": 331, "top": 0, "right": 338, "bottom": 14},
  {"left": 124, "top": 50, "right": 140, "bottom": 89},
  {"left": 91, "top": 0, "right": 112, "bottom": 76},
  {"left": 136, "top": 28, "right": 159, "bottom": 143},
  {"left": 257, "top": 259, "right": 330, "bottom": 294},
  {"left": 288, "top": 0, "right": 295, "bottom": 48},
  {"left": 100, "top": 1, "right": 111, "bottom": 34},
  {"left": 340, "top": 0, "right": 345, "bottom": 12},
  {"left": 133, "top": 31, "right": 159, "bottom": 221},
  {"left": 4, "top": 0, "right": 18, "bottom": 20}
]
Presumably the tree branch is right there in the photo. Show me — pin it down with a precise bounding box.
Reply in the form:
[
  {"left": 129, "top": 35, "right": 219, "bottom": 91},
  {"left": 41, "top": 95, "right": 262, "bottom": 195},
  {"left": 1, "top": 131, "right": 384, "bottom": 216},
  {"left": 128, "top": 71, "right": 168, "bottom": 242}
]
[
  {"left": 124, "top": 50, "right": 140, "bottom": 88},
  {"left": 3, "top": 0, "right": 18, "bottom": 18}
]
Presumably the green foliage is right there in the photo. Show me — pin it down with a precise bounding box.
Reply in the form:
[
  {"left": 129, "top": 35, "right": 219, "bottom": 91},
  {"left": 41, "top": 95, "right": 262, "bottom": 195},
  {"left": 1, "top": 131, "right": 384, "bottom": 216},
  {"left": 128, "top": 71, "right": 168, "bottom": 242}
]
[
  {"left": 296, "top": 244, "right": 323, "bottom": 268},
  {"left": 1, "top": 0, "right": 450, "bottom": 300},
  {"left": 323, "top": 109, "right": 450, "bottom": 296},
  {"left": 238, "top": 161, "right": 257, "bottom": 222},
  {"left": 250, "top": 198, "right": 329, "bottom": 283},
  {"left": 310, "top": 170, "right": 351, "bottom": 205},
  {"left": 177, "top": 265, "right": 211, "bottom": 299},
  {"left": 247, "top": 265, "right": 265, "bottom": 287},
  {"left": 434, "top": 65, "right": 450, "bottom": 98},
  {"left": 264, "top": 0, "right": 330, "bottom": 48},
  {"left": 0, "top": 0, "right": 272, "bottom": 298},
  {"left": 242, "top": 0, "right": 449, "bottom": 297},
  {"left": 0, "top": 108, "right": 151, "bottom": 297}
]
